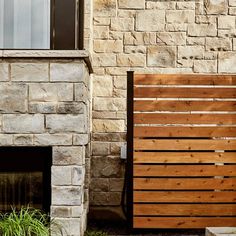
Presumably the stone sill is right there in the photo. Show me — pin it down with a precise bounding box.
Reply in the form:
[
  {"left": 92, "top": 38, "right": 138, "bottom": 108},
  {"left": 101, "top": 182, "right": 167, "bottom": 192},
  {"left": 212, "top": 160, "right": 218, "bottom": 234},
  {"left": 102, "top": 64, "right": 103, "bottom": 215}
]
[
  {"left": 0, "top": 50, "right": 93, "bottom": 73},
  {"left": 206, "top": 227, "right": 236, "bottom": 236}
]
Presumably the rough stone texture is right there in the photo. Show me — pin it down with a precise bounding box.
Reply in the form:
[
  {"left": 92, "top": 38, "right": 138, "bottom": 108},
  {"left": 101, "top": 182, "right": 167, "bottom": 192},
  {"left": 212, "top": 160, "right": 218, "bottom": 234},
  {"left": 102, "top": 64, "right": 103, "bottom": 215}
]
[
  {"left": 0, "top": 57, "right": 91, "bottom": 236},
  {"left": 91, "top": 0, "right": 236, "bottom": 221}
]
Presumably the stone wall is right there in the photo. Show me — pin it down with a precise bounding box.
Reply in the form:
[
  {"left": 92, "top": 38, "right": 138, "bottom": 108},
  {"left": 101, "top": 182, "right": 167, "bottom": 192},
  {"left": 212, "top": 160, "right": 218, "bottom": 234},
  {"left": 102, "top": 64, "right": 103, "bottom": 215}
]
[
  {"left": 91, "top": 0, "right": 236, "bottom": 218},
  {"left": 0, "top": 50, "right": 92, "bottom": 236}
]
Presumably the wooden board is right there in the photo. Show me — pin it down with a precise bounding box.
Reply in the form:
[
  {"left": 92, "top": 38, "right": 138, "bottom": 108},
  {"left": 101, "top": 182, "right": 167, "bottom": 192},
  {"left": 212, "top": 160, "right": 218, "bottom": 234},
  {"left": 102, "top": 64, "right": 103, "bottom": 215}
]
[
  {"left": 134, "top": 100, "right": 236, "bottom": 112},
  {"left": 133, "top": 191, "right": 236, "bottom": 203},
  {"left": 134, "top": 87, "right": 236, "bottom": 98},
  {"left": 134, "top": 204, "right": 236, "bottom": 216},
  {"left": 133, "top": 217, "right": 236, "bottom": 228},
  {"left": 134, "top": 178, "right": 236, "bottom": 190},
  {"left": 134, "top": 139, "right": 236, "bottom": 151},
  {"left": 134, "top": 127, "right": 236, "bottom": 138},
  {"left": 134, "top": 74, "right": 236, "bottom": 85},
  {"left": 133, "top": 152, "right": 236, "bottom": 164},
  {"left": 133, "top": 165, "right": 236, "bottom": 177},
  {"left": 134, "top": 113, "right": 236, "bottom": 125}
]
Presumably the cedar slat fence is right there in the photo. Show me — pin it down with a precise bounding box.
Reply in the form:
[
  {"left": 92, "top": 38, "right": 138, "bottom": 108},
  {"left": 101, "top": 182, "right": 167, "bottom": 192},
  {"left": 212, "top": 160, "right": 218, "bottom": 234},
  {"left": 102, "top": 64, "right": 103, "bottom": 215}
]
[{"left": 127, "top": 73, "right": 236, "bottom": 229}]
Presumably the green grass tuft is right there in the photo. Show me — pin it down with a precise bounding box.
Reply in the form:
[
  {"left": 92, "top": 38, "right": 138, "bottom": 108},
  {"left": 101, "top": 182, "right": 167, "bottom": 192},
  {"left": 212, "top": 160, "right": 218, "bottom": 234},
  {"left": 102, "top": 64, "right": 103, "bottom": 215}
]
[{"left": 84, "top": 230, "right": 108, "bottom": 236}]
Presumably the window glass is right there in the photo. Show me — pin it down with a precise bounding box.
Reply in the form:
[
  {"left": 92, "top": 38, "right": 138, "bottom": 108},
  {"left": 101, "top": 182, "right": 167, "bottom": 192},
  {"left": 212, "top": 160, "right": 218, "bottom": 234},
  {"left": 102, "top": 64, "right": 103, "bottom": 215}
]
[{"left": 0, "top": 0, "right": 50, "bottom": 49}]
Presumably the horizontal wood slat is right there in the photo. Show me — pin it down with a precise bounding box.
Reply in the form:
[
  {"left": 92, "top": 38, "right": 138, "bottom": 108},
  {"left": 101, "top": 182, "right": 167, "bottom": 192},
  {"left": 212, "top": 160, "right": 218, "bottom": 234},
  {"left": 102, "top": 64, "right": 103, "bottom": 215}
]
[
  {"left": 134, "top": 165, "right": 236, "bottom": 177},
  {"left": 134, "top": 113, "right": 236, "bottom": 125},
  {"left": 133, "top": 217, "right": 236, "bottom": 228},
  {"left": 134, "top": 178, "right": 236, "bottom": 190},
  {"left": 133, "top": 152, "right": 236, "bottom": 164},
  {"left": 134, "top": 127, "right": 236, "bottom": 138},
  {"left": 133, "top": 191, "right": 236, "bottom": 203},
  {"left": 134, "top": 74, "right": 236, "bottom": 85},
  {"left": 134, "top": 100, "right": 236, "bottom": 111},
  {"left": 134, "top": 87, "right": 236, "bottom": 98},
  {"left": 134, "top": 139, "right": 236, "bottom": 151},
  {"left": 134, "top": 204, "right": 236, "bottom": 216}
]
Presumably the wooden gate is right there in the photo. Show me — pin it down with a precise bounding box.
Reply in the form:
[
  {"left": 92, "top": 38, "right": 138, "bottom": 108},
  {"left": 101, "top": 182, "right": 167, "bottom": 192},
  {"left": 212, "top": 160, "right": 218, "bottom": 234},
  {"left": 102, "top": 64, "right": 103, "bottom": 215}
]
[{"left": 127, "top": 72, "right": 236, "bottom": 229}]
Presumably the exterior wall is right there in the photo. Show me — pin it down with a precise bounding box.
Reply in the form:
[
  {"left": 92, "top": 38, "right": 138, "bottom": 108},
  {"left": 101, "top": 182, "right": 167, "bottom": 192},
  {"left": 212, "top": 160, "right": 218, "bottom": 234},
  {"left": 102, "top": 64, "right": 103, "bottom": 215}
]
[
  {"left": 0, "top": 51, "right": 91, "bottom": 236},
  {"left": 91, "top": 0, "right": 236, "bottom": 218}
]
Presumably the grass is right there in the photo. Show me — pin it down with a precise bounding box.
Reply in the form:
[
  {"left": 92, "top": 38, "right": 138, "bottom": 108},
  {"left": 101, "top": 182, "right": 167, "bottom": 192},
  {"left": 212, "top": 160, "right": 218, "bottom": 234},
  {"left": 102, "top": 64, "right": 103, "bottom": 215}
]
[
  {"left": 0, "top": 207, "right": 62, "bottom": 236},
  {"left": 84, "top": 230, "right": 108, "bottom": 236}
]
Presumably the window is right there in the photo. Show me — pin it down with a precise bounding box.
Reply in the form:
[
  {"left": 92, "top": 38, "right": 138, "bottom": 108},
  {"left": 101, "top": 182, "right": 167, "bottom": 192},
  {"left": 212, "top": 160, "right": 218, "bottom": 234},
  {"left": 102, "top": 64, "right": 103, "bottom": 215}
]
[{"left": 0, "top": 0, "right": 84, "bottom": 50}]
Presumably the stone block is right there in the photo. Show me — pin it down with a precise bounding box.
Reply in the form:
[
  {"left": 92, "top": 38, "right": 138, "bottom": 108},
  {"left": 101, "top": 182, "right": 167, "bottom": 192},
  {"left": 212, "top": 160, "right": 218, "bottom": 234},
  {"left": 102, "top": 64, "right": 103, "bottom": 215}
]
[
  {"left": 124, "top": 32, "right": 156, "bottom": 45},
  {"left": 50, "top": 63, "right": 85, "bottom": 82},
  {"left": 196, "top": 15, "right": 217, "bottom": 24},
  {"left": 136, "top": 10, "right": 165, "bottom": 31},
  {"left": 92, "top": 142, "right": 110, "bottom": 156},
  {"left": 53, "top": 147, "right": 84, "bottom": 165},
  {"left": 11, "top": 63, "right": 48, "bottom": 81},
  {"left": 90, "top": 178, "right": 109, "bottom": 191},
  {"left": 147, "top": 46, "right": 176, "bottom": 67},
  {"left": 29, "top": 83, "right": 73, "bottom": 102},
  {"left": 94, "top": 0, "right": 116, "bottom": 17},
  {"left": 46, "top": 115, "right": 87, "bottom": 133},
  {"left": 94, "top": 17, "right": 111, "bottom": 26},
  {"left": 166, "top": 23, "right": 188, "bottom": 32},
  {"left": 188, "top": 24, "right": 217, "bottom": 36},
  {"left": 71, "top": 206, "right": 83, "bottom": 217},
  {"left": 34, "top": 134, "right": 72, "bottom": 146},
  {"left": 93, "top": 75, "right": 113, "bottom": 97},
  {"left": 110, "top": 18, "right": 134, "bottom": 31},
  {"left": 57, "top": 102, "right": 86, "bottom": 114},
  {"left": 218, "top": 16, "right": 236, "bottom": 29},
  {"left": 229, "top": 7, "right": 236, "bottom": 15},
  {"left": 124, "top": 46, "right": 146, "bottom": 54},
  {"left": 0, "top": 134, "right": 13, "bottom": 145},
  {"left": 219, "top": 52, "right": 236, "bottom": 73},
  {"left": 113, "top": 76, "right": 127, "bottom": 89},
  {"left": 72, "top": 166, "right": 84, "bottom": 185},
  {"left": 117, "top": 54, "right": 145, "bottom": 67},
  {"left": 93, "top": 26, "right": 109, "bottom": 39},
  {"left": 206, "top": 37, "right": 231, "bottom": 51},
  {"left": 29, "top": 102, "right": 57, "bottom": 114},
  {"left": 93, "top": 98, "right": 126, "bottom": 111},
  {"left": 92, "top": 133, "right": 126, "bottom": 142},
  {"left": 73, "top": 134, "right": 89, "bottom": 146},
  {"left": 0, "top": 63, "right": 9, "bottom": 81},
  {"left": 52, "top": 186, "right": 82, "bottom": 205},
  {"left": 52, "top": 166, "right": 72, "bottom": 186},
  {"left": 75, "top": 83, "right": 89, "bottom": 102},
  {"left": 91, "top": 156, "right": 123, "bottom": 178},
  {"left": 177, "top": 2, "right": 195, "bottom": 10},
  {"left": 3, "top": 114, "right": 44, "bottom": 133},
  {"left": 205, "top": 0, "right": 227, "bottom": 14},
  {"left": 14, "top": 134, "right": 33, "bottom": 146},
  {"left": 166, "top": 10, "right": 195, "bottom": 23},
  {"left": 187, "top": 37, "right": 205, "bottom": 46},
  {"left": 93, "top": 119, "right": 125, "bottom": 132},
  {"left": 194, "top": 60, "right": 217, "bottom": 73},
  {"left": 94, "top": 40, "right": 123, "bottom": 53},
  {"left": 109, "top": 178, "right": 124, "bottom": 191},
  {"left": 146, "top": 2, "right": 175, "bottom": 10},
  {"left": 118, "top": 0, "right": 144, "bottom": 9},
  {"left": 0, "top": 84, "right": 27, "bottom": 113},
  {"left": 178, "top": 46, "right": 205, "bottom": 60},
  {"left": 230, "top": 0, "right": 236, "bottom": 6},
  {"left": 157, "top": 32, "right": 186, "bottom": 46},
  {"left": 51, "top": 206, "right": 72, "bottom": 218},
  {"left": 93, "top": 53, "right": 116, "bottom": 67}
]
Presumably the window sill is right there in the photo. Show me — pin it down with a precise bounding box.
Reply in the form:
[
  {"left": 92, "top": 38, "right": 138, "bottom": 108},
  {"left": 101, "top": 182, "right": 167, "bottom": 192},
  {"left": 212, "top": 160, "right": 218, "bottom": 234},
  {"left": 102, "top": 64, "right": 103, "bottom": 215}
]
[{"left": 0, "top": 50, "right": 93, "bottom": 73}]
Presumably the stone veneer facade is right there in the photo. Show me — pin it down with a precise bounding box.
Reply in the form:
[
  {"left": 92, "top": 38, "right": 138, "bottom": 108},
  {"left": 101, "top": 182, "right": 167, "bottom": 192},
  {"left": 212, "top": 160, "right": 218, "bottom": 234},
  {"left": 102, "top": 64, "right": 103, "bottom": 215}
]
[
  {"left": 90, "top": 0, "right": 236, "bottom": 219},
  {"left": 0, "top": 50, "right": 92, "bottom": 236}
]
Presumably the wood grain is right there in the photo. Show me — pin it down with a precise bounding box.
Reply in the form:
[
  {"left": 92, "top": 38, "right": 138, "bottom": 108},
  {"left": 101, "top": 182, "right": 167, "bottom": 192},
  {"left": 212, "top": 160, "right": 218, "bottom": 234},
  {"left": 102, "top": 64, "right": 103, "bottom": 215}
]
[
  {"left": 134, "top": 139, "right": 236, "bottom": 150},
  {"left": 134, "top": 127, "right": 236, "bottom": 138},
  {"left": 134, "top": 87, "right": 236, "bottom": 98},
  {"left": 134, "top": 74, "right": 236, "bottom": 85},
  {"left": 133, "top": 152, "right": 236, "bottom": 164},
  {"left": 133, "top": 165, "right": 236, "bottom": 177},
  {"left": 133, "top": 217, "right": 236, "bottom": 228},
  {"left": 134, "top": 100, "right": 236, "bottom": 111},
  {"left": 133, "top": 191, "right": 236, "bottom": 203},
  {"left": 134, "top": 178, "right": 236, "bottom": 190},
  {"left": 134, "top": 204, "right": 236, "bottom": 216}
]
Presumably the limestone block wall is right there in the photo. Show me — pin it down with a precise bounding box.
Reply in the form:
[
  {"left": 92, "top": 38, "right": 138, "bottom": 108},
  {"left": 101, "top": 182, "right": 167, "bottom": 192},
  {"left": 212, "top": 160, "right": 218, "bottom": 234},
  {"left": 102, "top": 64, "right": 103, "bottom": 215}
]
[
  {"left": 0, "top": 50, "right": 92, "bottom": 236},
  {"left": 91, "top": 0, "right": 236, "bottom": 218}
]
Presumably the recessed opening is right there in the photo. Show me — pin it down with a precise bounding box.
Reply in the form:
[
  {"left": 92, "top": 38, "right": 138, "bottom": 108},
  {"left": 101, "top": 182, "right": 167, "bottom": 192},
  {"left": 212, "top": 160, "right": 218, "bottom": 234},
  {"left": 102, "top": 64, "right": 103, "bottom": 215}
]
[{"left": 0, "top": 147, "right": 52, "bottom": 213}]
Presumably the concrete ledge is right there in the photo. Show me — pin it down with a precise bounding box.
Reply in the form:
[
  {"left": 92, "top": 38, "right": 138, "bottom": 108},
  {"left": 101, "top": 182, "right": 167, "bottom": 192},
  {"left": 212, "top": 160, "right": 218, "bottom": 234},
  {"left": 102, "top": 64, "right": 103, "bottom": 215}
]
[
  {"left": 0, "top": 50, "right": 93, "bottom": 73},
  {"left": 206, "top": 228, "right": 236, "bottom": 236}
]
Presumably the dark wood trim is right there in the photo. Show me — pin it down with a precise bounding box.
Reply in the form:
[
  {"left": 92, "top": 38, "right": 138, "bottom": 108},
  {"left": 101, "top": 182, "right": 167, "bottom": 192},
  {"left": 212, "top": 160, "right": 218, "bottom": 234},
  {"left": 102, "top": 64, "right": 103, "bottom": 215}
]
[{"left": 78, "top": 0, "right": 84, "bottom": 50}]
